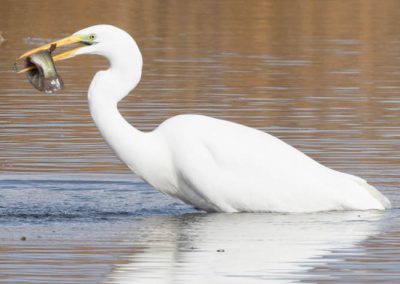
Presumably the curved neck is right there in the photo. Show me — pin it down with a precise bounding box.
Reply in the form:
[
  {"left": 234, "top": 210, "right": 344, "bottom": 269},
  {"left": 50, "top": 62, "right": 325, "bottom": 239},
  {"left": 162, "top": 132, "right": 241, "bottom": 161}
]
[
  {"left": 87, "top": 39, "right": 146, "bottom": 173},
  {"left": 88, "top": 84, "right": 144, "bottom": 172}
]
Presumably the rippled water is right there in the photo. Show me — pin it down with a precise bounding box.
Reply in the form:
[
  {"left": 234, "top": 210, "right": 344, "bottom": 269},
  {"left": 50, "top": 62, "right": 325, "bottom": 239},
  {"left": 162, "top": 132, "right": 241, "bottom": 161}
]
[
  {"left": 1, "top": 174, "right": 399, "bottom": 283},
  {"left": 1, "top": 0, "right": 400, "bottom": 283}
]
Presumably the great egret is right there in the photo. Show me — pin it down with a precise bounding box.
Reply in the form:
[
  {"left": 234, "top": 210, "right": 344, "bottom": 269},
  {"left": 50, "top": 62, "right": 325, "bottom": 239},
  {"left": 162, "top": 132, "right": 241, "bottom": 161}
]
[{"left": 19, "top": 25, "right": 391, "bottom": 212}]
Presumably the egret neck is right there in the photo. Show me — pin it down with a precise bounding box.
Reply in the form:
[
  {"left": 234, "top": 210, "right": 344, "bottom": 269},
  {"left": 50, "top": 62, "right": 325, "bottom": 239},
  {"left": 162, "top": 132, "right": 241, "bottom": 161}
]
[{"left": 87, "top": 38, "right": 146, "bottom": 173}]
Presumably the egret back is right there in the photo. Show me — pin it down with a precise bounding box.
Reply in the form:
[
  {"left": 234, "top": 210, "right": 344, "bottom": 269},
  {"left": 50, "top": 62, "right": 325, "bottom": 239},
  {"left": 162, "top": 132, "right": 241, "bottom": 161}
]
[{"left": 153, "top": 114, "right": 390, "bottom": 212}]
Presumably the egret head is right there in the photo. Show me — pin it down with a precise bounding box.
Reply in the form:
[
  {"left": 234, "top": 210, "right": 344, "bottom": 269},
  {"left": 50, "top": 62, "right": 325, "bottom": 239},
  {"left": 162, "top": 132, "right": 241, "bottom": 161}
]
[
  {"left": 18, "top": 24, "right": 142, "bottom": 71},
  {"left": 18, "top": 25, "right": 143, "bottom": 96}
]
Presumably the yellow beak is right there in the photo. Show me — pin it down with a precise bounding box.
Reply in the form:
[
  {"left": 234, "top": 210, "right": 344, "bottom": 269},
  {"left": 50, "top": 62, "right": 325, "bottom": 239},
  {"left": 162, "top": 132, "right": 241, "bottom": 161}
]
[{"left": 17, "top": 34, "right": 83, "bottom": 73}]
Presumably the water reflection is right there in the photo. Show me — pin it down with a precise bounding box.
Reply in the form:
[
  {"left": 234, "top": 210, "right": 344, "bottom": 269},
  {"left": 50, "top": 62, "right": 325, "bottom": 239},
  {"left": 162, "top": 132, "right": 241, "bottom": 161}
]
[
  {"left": 109, "top": 211, "right": 384, "bottom": 283},
  {"left": 0, "top": 174, "right": 396, "bottom": 283}
]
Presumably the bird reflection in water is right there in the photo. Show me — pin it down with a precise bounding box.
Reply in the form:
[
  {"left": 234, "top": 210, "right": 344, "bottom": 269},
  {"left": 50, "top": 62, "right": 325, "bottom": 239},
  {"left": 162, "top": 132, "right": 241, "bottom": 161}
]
[{"left": 108, "top": 211, "right": 384, "bottom": 284}]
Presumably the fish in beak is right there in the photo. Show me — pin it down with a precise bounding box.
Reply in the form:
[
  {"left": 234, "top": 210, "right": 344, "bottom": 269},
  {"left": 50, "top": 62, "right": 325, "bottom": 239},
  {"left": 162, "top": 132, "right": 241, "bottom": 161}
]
[
  {"left": 24, "top": 44, "right": 64, "bottom": 93},
  {"left": 16, "top": 35, "right": 85, "bottom": 93}
]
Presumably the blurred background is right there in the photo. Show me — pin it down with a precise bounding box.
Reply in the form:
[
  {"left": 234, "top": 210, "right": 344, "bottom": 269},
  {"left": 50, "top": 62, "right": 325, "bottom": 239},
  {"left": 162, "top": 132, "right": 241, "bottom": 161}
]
[{"left": 0, "top": 0, "right": 399, "bottom": 182}]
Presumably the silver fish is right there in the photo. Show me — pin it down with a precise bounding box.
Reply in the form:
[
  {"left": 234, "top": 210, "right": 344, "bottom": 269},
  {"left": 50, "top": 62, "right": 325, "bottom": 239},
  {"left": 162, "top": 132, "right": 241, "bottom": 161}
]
[{"left": 24, "top": 44, "right": 64, "bottom": 93}]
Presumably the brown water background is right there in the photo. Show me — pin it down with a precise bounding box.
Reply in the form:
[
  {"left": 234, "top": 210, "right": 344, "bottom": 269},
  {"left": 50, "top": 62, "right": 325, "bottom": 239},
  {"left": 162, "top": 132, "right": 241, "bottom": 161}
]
[
  {"left": 1, "top": 0, "right": 400, "bottom": 176},
  {"left": 0, "top": 1, "right": 400, "bottom": 283}
]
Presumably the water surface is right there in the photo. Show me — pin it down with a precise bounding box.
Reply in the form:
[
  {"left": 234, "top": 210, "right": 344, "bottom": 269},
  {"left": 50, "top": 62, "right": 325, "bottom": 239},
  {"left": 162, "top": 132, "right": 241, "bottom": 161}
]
[
  {"left": 0, "top": 0, "right": 400, "bottom": 283},
  {"left": 0, "top": 174, "right": 399, "bottom": 284}
]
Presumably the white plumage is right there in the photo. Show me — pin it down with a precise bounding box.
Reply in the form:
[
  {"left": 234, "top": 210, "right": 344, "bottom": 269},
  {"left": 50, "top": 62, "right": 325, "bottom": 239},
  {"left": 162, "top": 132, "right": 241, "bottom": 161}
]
[{"left": 26, "top": 25, "right": 392, "bottom": 212}]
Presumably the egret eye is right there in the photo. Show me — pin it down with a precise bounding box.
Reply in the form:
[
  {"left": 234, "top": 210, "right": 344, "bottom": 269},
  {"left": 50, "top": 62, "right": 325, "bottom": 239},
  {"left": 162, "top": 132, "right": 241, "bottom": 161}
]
[{"left": 89, "top": 34, "right": 96, "bottom": 41}]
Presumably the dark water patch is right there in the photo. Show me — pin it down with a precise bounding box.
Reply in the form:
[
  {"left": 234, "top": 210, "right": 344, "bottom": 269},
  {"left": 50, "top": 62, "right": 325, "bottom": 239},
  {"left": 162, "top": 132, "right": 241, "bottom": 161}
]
[
  {"left": 0, "top": 174, "right": 195, "bottom": 224},
  {"left": 1, "top": 179, "right": 136, "bottom": 189}
]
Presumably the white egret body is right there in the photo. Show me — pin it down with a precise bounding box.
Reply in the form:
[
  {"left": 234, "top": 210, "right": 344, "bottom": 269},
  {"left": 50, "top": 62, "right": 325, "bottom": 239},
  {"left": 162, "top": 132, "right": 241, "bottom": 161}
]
[{"left": 20, "top": 25, "right": 391, "bottom": 212}]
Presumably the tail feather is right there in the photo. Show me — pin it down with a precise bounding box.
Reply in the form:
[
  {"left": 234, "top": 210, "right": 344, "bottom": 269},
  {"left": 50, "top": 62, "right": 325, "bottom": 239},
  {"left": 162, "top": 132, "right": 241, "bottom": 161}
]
[
  {"left": 363, "top": 182, "right": 391, "bottom": 209},
  {"left": 343, "top": 172, "right": 391, "bottom": 209}
]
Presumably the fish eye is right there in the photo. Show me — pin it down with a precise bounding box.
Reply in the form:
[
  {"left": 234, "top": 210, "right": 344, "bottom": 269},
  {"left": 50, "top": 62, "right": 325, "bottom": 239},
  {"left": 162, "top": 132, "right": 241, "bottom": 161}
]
[{"left": 89, "top": 34, "right": 96, "bottom": 41}]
